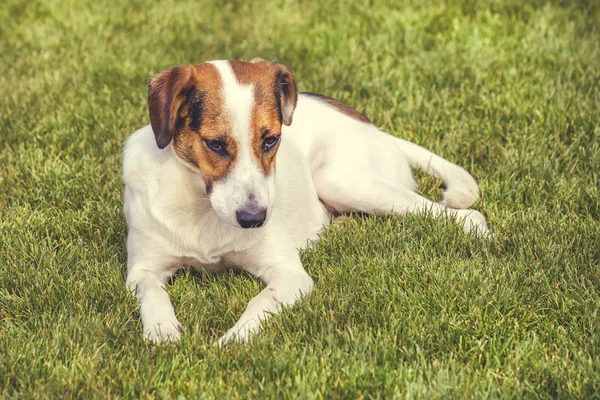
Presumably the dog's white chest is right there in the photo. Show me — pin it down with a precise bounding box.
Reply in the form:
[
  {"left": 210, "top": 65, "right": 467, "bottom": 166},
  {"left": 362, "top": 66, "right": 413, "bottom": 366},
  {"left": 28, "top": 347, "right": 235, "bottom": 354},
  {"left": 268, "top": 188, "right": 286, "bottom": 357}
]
[{"left": 171, "top": 211, "right": 261, "bottom": 266}]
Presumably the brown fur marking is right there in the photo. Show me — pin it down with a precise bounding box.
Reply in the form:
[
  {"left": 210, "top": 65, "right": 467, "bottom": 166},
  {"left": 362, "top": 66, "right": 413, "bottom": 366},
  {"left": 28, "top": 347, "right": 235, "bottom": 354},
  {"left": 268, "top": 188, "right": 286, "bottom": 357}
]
[
  {"left": 148, "top": 63, "right": 238, "bottom": 188},
  {"left": 148, "top": 60, "right": 298, "bottom": 187},
  {"left": 229, "top": 61, "right": 298, "bottom": 175},
  {"left": 302, "top": 92, "right": 372, "bottom": 124}
]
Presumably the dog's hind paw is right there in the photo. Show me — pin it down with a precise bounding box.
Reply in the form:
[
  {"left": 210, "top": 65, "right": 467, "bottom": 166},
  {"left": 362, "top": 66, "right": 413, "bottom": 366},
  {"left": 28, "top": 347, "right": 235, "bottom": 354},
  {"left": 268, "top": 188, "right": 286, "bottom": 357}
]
[
  {"left": 454, "top": 209, "right": 490, "bottom": 238},
  {"left": 441, "top": 169, "right": 480, "bottom": 209}
]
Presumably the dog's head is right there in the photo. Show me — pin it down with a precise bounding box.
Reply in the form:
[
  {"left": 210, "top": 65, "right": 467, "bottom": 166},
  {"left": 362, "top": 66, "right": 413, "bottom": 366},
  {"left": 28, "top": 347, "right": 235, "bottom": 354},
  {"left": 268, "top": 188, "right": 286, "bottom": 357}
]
[{"left": 148, "top": 59, "right": 297, "bottom": 229}]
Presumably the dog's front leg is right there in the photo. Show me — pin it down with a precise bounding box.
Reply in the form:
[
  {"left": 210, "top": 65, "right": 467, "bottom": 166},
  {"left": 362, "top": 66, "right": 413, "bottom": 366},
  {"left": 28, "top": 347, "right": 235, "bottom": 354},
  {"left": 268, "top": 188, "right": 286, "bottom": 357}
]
[
  {"left": 127, "top": 266, "right": 182, "bottom": 343},
  {"left": 218, "top": 231, "right": 313, "bottom": 345}
]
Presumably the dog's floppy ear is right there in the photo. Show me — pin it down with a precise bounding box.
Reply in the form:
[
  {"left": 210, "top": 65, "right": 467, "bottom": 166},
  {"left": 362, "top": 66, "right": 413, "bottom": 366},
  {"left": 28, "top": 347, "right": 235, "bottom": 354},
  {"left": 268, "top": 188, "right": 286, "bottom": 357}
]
[
  {"left": 271, "top": 63, "right": 298, "bottom": 126},
  {"left": 148, "top": 65, "right": 194, "bottom": 149}
]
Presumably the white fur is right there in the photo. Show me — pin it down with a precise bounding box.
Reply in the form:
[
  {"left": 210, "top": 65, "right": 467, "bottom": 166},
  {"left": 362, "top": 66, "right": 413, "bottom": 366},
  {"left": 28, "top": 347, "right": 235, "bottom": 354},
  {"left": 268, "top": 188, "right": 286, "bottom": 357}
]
[{"left": 123, "top": 66, "right": 489, "bottom": 344}]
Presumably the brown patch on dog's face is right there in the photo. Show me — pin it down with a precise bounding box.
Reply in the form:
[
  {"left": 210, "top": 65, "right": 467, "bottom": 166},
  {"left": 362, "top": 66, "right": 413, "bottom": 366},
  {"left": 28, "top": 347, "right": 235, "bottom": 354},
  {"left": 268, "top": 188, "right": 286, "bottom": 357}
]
[
  {"left": 148, "top": 60, "right": 298, "bottom": 193},
  {"left": 229, "top": 60, "right": 297, "bottom": 175},
  {"left": 148, "top": 63, "right": 238, "bottom": 192},
  {"left": 301, "top": 92, "right": 372, "bottom": 124}
]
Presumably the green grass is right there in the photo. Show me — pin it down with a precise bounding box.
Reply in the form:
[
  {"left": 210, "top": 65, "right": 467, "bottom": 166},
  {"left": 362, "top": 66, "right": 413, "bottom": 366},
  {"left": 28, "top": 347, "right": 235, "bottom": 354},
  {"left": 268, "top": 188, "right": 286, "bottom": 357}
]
[{"left": 1, "top": 0, "right": 599, "bottom": 398}]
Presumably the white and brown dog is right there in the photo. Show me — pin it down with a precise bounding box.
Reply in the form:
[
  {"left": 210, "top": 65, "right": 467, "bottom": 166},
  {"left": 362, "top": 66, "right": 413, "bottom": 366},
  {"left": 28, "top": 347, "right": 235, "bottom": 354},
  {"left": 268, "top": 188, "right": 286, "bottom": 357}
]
[{"left": 123, "top": 59, "right": 489, "bottom": 345}]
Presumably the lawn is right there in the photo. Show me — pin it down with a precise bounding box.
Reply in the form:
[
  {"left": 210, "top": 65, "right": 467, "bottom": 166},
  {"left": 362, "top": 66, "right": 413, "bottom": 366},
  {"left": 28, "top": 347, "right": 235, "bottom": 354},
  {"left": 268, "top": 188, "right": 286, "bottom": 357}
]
[{"left": 1, "top": 0, "right": 599, "bottom": 398}]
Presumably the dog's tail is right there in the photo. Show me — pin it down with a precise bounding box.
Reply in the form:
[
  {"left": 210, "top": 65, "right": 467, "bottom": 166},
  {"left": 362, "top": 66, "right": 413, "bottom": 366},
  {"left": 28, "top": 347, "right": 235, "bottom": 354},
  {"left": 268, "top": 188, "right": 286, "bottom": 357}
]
[{"left": 392, "top": 137, "right": 480, "bottom": 209}]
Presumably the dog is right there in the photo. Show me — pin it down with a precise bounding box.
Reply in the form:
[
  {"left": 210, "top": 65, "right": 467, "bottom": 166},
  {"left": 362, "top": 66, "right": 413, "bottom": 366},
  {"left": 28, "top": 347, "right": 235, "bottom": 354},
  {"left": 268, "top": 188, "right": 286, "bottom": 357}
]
[{"left": 122, "top": 58, "right": 489, "bottom": 345}]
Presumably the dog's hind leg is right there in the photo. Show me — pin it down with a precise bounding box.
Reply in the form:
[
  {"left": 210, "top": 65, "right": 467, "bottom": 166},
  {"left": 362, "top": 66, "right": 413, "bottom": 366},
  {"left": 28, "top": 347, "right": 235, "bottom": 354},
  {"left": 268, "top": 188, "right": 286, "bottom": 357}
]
[
  {"left": 314, "top": 171, "right": 489, "bottom": 236},
  {"left": 389, "top": 137, "right": 481, "bottom": 209},
  {"left": 218, "top": 225, "right": 314, "bottom": 345}
]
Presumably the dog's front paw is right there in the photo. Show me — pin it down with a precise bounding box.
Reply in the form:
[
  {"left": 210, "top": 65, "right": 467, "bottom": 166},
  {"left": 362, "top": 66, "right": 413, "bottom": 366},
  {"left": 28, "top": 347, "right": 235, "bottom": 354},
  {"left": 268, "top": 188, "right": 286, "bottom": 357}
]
[
  {"left": 217, "top": 320, "right": 260, "bottom": 347},
  {"left": 454, "top": 209, "right": 490, "bottom": 237},
  {"left": 143, "top": 319, "right": 183, "bottom": 344}
]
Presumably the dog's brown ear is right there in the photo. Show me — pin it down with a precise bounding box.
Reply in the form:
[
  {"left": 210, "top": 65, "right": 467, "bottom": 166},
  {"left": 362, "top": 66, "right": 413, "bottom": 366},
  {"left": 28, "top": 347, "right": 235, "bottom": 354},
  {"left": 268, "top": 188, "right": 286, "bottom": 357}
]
[
  {"left": 148, "top": 66, "right": 193, "bottom": 149},
  {"left": 271, "top": 63, "right": 298, "bottom": 126}
]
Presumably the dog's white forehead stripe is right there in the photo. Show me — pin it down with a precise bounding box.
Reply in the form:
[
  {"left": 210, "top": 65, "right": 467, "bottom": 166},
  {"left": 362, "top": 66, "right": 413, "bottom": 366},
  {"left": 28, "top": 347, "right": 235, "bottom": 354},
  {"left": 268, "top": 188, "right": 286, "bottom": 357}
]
[
  {"left": 208, "top": 60, "right": 266, "bottom": 206},
  {"left": 208, "top": 61, "right": 254, "bottom": 151}
]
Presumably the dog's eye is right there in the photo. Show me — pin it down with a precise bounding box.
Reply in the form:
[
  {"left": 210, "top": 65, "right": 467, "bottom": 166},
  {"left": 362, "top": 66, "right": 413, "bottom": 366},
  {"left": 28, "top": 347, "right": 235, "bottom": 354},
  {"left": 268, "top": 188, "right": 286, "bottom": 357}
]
[
  {"left": 204, "top": 139, "right": 228, "bottom": 156},
  {"left": 262, "top": 136, "right": 280, "bottom": 152}
]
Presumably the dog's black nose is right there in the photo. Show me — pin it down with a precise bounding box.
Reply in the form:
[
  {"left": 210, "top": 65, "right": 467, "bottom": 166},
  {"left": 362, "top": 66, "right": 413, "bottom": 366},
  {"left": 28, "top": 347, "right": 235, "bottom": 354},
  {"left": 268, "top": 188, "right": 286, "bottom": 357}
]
[{"left": 236, "top": 208, "right": 267, "bottom": 229}]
